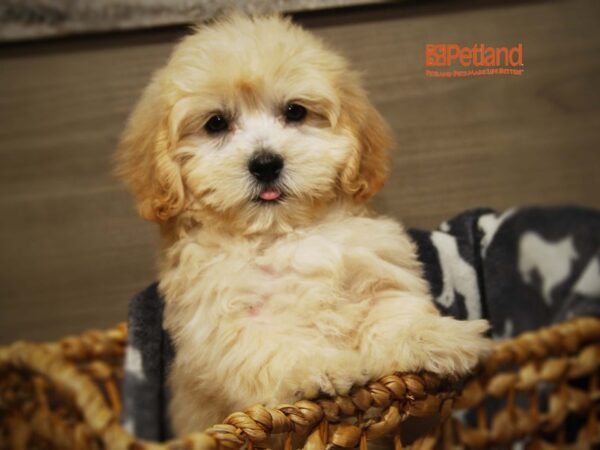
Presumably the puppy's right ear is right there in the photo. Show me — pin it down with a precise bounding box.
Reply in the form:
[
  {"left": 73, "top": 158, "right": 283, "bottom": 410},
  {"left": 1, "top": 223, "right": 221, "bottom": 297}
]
[{"left": 115, "top": 78, "right": 185, "bottom": 223}]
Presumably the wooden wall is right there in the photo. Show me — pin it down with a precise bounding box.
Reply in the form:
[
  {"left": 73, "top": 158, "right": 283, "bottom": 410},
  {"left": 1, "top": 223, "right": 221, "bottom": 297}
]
[{"left": 1, "top": 0, "right": 599, "bottom": 343}]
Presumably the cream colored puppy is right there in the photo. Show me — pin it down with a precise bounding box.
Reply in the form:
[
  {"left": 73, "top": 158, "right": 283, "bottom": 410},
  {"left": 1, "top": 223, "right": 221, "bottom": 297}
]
[{"left": 116, "top": 14, "right": 490, "bottom": 436}]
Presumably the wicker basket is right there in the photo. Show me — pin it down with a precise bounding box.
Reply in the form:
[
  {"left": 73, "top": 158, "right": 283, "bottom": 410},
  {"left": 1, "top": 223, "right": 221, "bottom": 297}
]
[{"left": 1, "top": 317, "right": 599, "bottom": 450}]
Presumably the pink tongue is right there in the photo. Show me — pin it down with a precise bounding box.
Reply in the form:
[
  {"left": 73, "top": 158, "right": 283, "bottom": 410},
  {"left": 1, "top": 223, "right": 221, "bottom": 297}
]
[{"left": 260, "top": 189, "right": 281, "bottom": 201}]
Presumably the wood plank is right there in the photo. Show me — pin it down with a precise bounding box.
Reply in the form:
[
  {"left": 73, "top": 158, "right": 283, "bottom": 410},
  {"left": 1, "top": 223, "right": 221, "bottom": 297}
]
[
  {"left": 0, "top": 0, "right": 598, "bottom": 343},
  {"left": 0, "top": 0, "right": 389, "bottom": 42}
]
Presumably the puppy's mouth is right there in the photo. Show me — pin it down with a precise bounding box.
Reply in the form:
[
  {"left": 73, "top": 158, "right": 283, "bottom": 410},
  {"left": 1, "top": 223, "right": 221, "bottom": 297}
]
[{"left": 254, "top": 186, "right": 285, "bottom": 204}]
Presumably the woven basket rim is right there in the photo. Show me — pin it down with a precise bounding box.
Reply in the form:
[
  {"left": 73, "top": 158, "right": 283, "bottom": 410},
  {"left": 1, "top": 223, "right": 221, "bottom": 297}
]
[{"left": 1, "top": 316, "right": 599, "bottom": 450}]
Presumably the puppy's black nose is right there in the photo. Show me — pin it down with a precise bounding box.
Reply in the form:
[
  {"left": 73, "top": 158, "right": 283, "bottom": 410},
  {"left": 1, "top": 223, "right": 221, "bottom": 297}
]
[{"left": 248, "top": 152, "right": 284, "bottom": 183}]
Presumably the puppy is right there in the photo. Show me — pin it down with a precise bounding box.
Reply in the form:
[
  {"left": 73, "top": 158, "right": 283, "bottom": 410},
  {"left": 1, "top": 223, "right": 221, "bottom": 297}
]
[{"left": 116, "top": 14, "right": 490, "bottom": 436}]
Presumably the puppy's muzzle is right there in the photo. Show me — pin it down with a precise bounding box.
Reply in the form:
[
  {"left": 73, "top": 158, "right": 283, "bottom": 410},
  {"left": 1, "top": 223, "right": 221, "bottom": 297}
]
[{"left": 248, "top": 151, "right": 283, "bottom": 183}]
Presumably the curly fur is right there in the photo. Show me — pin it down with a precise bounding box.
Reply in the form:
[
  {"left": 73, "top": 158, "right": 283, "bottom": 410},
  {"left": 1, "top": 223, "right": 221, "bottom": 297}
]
[{"left": 115, "top": 13, "right": 490, "bottom": 436}]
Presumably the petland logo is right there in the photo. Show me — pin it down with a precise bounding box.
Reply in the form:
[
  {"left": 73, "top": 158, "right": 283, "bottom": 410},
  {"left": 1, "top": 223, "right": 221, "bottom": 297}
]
[{"left": 425, "top": 43, "right": 524, "bottom": 77}]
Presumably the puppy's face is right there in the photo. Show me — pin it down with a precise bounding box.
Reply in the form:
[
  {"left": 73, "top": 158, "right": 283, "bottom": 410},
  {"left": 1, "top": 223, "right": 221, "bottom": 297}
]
[{"left": 116, "top": 15, "right": 391, "bottom": 234}]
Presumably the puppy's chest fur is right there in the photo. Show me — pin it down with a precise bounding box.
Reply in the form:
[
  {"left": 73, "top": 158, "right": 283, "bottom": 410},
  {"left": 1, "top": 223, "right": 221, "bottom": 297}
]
[
  {"left": 159, "top": 211, "right": 427, "bottom": 431},
  {"left": 160, "top": 213, "right": 421, "bottom": 346}
]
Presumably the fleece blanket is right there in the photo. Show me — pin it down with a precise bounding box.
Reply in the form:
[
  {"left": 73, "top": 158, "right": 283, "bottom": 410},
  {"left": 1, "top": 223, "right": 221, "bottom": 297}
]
[{"left": 120, "top": 206, "right": 600, "bottom": 441}]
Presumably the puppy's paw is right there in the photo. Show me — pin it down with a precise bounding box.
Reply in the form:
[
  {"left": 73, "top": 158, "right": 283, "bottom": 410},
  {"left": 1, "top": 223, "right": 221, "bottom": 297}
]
[
  {"left": 396, "top": 316, "right": 491, "bottom": 377},
  {"left": 324, "top": 359, "right": 371, "bottom": 396},
  {"left": 291, "top": 371, "right": 335, "bottom": 400},
  {"left": 292, "top": 352, "right": 368, "bottom": 400}
]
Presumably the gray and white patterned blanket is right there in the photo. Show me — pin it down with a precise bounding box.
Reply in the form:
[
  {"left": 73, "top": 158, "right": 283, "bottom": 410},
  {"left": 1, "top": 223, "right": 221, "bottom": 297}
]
[{"left": 121, "top": 206, "right": 600, "bottom": 441}]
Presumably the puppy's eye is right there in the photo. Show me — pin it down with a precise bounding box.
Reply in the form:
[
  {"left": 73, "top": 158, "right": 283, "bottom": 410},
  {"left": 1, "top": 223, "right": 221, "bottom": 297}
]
[
  {"left": 205, "top": 115, "right": 229, "bottom": 134},
  {"left": 285, "top": 103, "right": 307, "bottom": 123}
]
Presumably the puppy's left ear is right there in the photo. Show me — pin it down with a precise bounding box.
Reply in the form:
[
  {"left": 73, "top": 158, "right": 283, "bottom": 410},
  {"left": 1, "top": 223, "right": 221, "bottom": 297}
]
[{"left": 338, "top": 79, "right": 392, "bottom": 202}]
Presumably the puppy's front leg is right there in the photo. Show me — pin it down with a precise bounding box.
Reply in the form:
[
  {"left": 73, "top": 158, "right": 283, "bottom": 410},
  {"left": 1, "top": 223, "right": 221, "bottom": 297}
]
[
  {"left": 359, "top": 291, "right": 490, "bottom": 379},
  {"left": 262, "top": 343, "right": 369, "bottom": 405}
]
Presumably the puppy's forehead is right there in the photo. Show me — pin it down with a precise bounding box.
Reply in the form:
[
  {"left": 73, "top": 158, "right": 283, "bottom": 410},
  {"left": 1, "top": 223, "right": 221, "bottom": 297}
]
[{"left": 168, "top": 16, "right": 347, "bottom": 106}]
